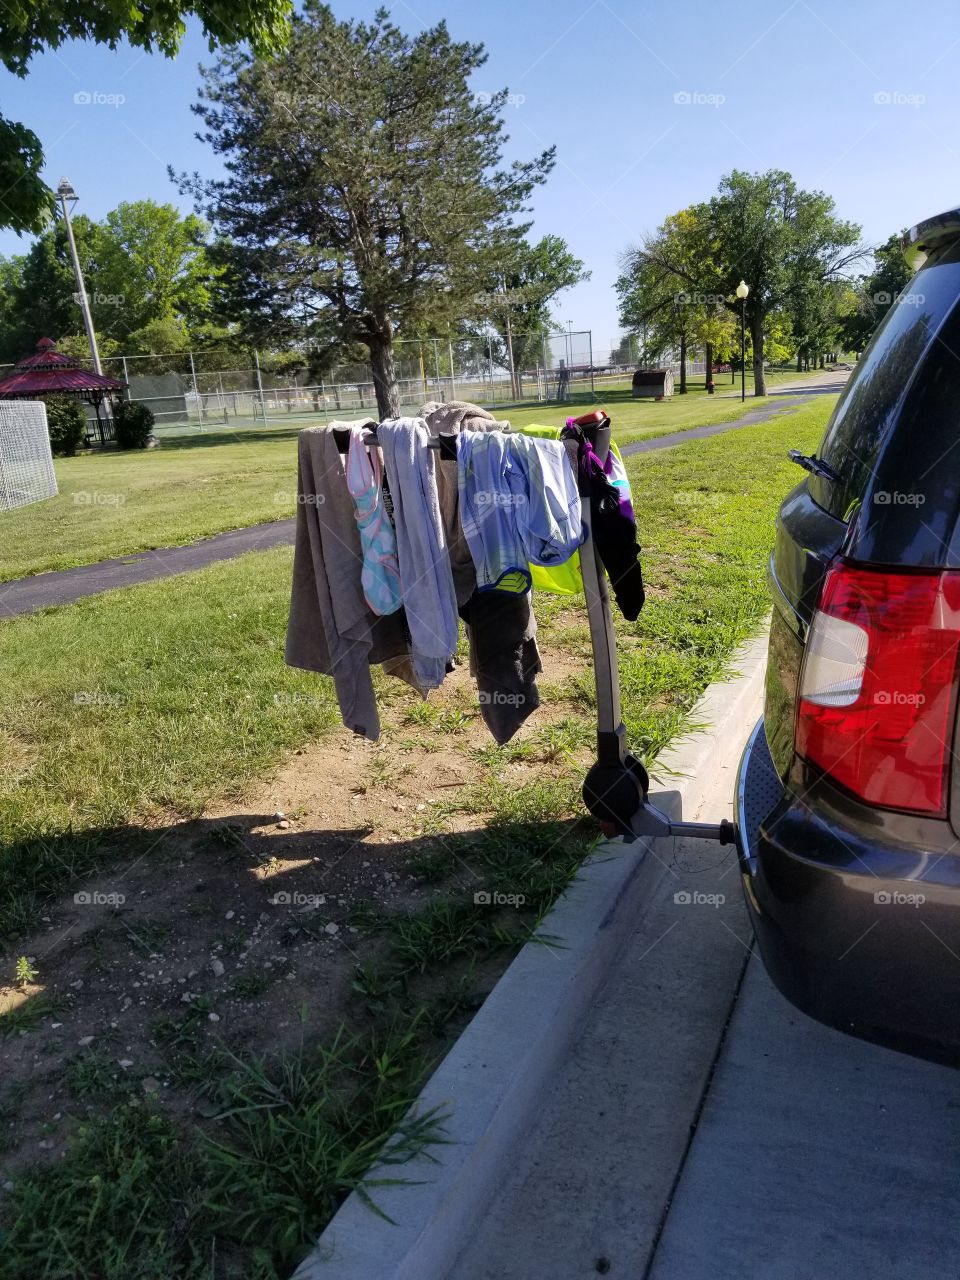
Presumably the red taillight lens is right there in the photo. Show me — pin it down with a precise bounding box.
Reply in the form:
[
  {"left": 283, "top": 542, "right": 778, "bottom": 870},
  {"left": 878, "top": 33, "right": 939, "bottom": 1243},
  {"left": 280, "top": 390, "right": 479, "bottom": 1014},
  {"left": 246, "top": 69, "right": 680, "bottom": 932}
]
[{"left": 796, "top": 563, "right": 960, "bottom": 815}]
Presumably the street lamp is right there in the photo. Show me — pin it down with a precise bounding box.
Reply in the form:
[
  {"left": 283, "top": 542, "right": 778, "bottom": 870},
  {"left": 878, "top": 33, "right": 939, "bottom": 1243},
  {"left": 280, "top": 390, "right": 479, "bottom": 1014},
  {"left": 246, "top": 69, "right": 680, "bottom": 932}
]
[
  {"left": 735, "top": 279, "right": 749, "bottom": 402},
  {"left": 56, "top": 177, "right": 102, "bottom": 375}
]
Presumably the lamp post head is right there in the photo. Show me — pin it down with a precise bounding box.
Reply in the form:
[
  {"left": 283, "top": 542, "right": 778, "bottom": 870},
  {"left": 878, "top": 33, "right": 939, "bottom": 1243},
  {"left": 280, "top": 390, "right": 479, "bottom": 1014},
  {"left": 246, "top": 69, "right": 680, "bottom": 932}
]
[
  {"left": 735, "top": 280, "right": 750, "bottom": 300},
  {"left": 57, "top": 177, "right": 77, "bottom": 202}
]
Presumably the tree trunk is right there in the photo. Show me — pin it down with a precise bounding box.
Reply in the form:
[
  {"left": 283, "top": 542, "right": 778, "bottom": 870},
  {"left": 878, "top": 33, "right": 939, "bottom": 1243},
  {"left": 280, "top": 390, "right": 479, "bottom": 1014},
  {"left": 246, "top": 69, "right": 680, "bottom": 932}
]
[
  {"left": 796, "top": 350, "right": 803, "bottom": 373},
  {"left": 750, "top": 313, "right": 766, "bottom": 397},
  {"left": 678, "top": 333, "right": 687, "bottom": 394},
  {"left": 368, "top": 331, "right": 401, "bottom": 420},
  {"left": 705, "top": 341, "right": 714, "bottom": 392}
]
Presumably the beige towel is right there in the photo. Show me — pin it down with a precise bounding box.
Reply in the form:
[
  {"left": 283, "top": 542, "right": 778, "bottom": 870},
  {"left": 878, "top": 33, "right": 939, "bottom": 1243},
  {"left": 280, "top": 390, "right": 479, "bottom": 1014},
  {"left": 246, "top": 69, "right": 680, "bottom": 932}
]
[{"left": 285, "top": 425, "right": 420, "bottom": 741}]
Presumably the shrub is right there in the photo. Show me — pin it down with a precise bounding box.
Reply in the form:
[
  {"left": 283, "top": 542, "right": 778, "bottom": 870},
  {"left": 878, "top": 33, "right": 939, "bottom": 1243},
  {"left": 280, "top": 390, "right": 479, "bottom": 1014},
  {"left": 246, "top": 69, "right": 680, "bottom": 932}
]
[
  {"left": 43, "top": 396, "right": 87, "bottom": 457},
  {"left": 113, "top": 400, "right": 155, "bottom": 450}
]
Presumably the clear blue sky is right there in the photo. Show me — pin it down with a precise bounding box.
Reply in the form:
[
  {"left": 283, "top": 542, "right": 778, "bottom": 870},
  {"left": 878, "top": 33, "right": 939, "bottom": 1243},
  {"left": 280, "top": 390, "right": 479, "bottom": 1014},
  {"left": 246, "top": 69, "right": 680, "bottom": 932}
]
[{"left": 2, "top": 0, "right": 959, "bottom": 355}]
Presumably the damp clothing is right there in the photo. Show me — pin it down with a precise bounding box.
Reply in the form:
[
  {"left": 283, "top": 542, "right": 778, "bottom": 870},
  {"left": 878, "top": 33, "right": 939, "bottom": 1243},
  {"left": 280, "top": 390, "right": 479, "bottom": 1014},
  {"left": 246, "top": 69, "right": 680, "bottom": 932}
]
[
  {"left": 457, "top": 430, "right": 582, "bottom": 594},
  {"left": 345, "top": 425, "right": 402, "bottom": 616},
  {"left": 377, "top": 417, "right": 460, "bottom": 689}
]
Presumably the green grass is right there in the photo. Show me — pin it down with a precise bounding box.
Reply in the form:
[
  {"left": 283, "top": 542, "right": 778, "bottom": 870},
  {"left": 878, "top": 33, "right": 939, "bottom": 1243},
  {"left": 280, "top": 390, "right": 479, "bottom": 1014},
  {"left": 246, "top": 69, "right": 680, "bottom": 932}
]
[
  {"left": 0, "top": 394, "right": 836, "bottom": 943},
  {"left": 0, "top": 366, "right": 830, "bottom": 582},
  {"left": 0, "top": 392, "right": 837, "bottom": 1279}
]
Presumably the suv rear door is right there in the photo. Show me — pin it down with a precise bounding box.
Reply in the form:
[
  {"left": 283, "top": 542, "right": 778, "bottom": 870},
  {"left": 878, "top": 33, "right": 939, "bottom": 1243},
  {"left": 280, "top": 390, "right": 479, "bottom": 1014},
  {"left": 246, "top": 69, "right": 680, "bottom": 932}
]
[{"left": 765, "top": 236, "right": 960, "bottom": 778}]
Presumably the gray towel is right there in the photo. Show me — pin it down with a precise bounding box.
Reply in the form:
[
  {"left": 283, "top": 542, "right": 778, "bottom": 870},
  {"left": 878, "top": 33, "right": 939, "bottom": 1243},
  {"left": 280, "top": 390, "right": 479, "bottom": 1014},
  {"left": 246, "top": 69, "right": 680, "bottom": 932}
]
[{"left": 377, "top": 418, "right": 460, "bottom": 689}]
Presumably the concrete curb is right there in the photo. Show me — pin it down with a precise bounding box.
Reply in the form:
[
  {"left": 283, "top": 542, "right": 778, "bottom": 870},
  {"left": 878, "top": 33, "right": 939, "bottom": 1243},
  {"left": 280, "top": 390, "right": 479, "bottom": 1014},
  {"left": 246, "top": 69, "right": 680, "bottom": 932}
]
[{"left": 293, "top": 632, "right": 769, "bottom": 1280}]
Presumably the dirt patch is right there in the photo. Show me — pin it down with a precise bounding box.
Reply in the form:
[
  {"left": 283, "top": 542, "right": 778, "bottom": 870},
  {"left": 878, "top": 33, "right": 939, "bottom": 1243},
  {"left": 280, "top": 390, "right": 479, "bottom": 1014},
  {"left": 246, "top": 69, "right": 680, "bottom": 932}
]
[{"left": 0, "top": 660, "right": 595, "bottom": 1183}]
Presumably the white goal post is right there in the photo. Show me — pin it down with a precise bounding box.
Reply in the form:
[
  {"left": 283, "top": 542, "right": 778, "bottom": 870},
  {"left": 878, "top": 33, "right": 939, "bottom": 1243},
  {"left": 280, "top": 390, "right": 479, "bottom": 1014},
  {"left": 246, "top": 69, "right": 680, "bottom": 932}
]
[{"left": 0, "top": 401, "right": 58, "bottom": 512}]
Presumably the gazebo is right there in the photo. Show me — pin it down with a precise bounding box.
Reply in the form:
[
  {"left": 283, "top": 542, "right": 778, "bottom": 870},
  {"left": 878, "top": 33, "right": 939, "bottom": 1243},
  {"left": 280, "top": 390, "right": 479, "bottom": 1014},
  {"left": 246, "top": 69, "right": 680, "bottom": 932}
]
[{"left": 0, "top": 337, "right": 127, "bottom": 446}]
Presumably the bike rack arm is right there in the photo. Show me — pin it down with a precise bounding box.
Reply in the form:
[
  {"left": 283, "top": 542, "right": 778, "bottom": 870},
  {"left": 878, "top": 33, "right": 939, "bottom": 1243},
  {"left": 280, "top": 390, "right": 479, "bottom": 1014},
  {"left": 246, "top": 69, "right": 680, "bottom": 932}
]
[{"left": 570, "top": 410, "right": 735, "bottom": 847}]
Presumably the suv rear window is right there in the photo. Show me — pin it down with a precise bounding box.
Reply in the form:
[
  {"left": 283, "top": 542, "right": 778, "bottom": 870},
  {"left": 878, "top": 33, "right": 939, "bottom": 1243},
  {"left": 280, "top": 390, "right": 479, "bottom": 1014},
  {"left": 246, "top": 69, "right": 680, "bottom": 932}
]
[{"left": 815, "top": 239, "right": 960, "bottom": 520}]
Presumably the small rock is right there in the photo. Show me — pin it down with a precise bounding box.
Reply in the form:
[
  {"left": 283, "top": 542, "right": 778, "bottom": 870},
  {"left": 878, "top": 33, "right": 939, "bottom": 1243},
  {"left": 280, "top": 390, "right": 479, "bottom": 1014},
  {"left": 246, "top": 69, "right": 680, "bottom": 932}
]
[
  {"left": 225, "top": 910, "right": 235, "bottom": 921},
  {"left": 275, "top": 811, "right": 285, "bottom": 821},
  {"left": 208, "top": 1012, "right": 220, "bottom": 1023},
  {"left": 277, "top": 819, "right": 291, "bottom": 829},
  {"left": 77, "top": 1035, "right": 94, "bottom": 1047},
  {"left": 323, "top": 922, "right": 339, "bottom": 936},
  {"left": 69, "top": 979, "right": 83, "bottom": 990},
  {"left": 142, "top": 1077, "right": 160, "bottom": 1094},
  {"left": 210, "top": 958, "right": 225, "bottom": 978},
  {"left": 50, "top": 1022, "right": 62, "bottom": 1030},
  {"left": 118, "top": 1058, "right": 134, "bottom": 1069},
  {"left": 38, "top": 1140, "right": 53, "bottom": 1150}
]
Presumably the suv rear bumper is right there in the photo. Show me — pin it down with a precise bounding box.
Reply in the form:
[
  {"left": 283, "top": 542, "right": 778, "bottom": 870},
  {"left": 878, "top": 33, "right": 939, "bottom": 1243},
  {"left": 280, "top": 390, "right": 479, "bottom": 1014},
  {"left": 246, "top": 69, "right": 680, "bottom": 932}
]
[{"left": 737, "top": 718, "right": 960, "bottom": 1064}]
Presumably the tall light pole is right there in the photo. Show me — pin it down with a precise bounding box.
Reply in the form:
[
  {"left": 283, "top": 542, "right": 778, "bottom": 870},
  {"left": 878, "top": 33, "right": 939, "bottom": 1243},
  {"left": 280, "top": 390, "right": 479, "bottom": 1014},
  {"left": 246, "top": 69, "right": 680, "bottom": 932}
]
[
  {"left": 736, "top": 279, "right": 749, "bottom": 402},
  {"left": 57, "top": 177, "right": 102, "bottom": 374}
]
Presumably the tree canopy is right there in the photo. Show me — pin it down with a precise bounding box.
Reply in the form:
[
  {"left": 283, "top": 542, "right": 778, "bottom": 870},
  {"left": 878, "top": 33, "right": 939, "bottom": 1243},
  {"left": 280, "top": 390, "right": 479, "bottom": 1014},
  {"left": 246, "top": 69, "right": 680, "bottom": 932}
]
[
  {"left": 472, "top": 234, "right": 588, "bottom": 397},
  {"left": 619, "top": 170, "right": 864, "bottom": 394},
  {"left": 0, "top": 200, "right": 214, "bottom": 362},
  {"left": 0, "top": 0, "right": 292, "bottom": 234},
  {"left": 177, "top": 2, "right": 555, "bottom": 418}
]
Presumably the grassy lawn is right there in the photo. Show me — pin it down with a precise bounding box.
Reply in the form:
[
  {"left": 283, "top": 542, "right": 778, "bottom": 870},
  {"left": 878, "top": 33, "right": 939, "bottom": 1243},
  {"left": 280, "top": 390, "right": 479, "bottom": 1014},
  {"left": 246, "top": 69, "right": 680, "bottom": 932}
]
[
  {"left": 0, "top": 372, "right": 827, "bottom": 582},
  {"left": 0, "top": 393, "right": 836, "bottom": 1279}
]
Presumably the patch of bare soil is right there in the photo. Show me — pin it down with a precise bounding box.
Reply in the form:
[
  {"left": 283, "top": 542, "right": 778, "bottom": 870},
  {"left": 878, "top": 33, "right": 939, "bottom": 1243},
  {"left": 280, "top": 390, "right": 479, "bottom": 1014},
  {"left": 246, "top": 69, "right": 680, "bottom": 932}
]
[{"left": 0, "top": 660, "right": 593, "bottom": 1182}]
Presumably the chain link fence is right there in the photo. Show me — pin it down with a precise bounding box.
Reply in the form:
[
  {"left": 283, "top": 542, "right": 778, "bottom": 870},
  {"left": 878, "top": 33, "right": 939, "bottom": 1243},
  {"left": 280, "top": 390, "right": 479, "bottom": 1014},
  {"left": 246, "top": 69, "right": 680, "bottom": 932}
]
[{"left": 57, "top": 330, "right": 605, "bottom": 437}]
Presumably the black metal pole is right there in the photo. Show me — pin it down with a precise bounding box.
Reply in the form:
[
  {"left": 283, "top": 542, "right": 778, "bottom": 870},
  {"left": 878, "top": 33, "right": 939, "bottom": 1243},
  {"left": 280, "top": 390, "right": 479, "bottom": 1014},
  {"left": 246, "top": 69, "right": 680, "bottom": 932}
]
[{"left": 740, "top": 299, "right": 746, "bottom": 402}]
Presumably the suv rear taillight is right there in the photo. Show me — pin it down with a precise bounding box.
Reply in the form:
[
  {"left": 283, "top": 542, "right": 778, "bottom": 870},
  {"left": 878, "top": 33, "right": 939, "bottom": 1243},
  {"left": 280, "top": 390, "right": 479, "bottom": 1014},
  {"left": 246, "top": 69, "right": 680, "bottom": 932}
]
[{"left": 797, "top": 562, "right": 960, "bottom": 815}]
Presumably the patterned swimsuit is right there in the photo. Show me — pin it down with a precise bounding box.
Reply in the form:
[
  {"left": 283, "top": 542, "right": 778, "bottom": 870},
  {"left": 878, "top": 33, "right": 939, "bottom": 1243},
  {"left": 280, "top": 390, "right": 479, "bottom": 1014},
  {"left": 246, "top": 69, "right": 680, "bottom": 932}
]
[{"left": 345, "top": 428, "right": 403, "bottom": 616}]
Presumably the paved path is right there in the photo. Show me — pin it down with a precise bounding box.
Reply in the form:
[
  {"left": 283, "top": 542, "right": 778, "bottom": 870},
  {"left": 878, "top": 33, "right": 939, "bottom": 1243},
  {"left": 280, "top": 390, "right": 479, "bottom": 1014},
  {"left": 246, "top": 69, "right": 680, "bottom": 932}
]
[
  {"left": 0, "top": 520, "right": 295, "bottom": 618},
  {"left": 453, "top": 658, "right": 960, "bottom": 1280},
  {"left": 0, "top": 370, "right": 849, "bottom": 619}
]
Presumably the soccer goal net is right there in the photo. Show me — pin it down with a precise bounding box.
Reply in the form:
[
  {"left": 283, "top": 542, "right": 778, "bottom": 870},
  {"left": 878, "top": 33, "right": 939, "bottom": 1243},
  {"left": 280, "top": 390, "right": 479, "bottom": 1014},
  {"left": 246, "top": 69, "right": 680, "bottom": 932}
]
[{"left": 0, "top": 401, "right": 58, "bottom": 512}]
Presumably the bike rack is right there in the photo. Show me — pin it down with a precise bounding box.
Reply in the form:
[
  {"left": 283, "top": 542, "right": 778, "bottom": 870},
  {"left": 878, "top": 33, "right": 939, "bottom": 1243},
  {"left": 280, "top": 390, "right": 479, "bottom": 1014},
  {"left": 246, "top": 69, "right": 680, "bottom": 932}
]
[{"left": 571, "top": 409, "right": 735, "bottom": 846}]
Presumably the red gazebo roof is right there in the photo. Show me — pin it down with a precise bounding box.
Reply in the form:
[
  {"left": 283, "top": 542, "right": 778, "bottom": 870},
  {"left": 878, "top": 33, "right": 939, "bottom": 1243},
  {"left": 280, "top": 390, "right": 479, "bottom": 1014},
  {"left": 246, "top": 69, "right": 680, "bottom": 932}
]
[{"left": 0, "top": 337, "right": 126, "bottom": 398}]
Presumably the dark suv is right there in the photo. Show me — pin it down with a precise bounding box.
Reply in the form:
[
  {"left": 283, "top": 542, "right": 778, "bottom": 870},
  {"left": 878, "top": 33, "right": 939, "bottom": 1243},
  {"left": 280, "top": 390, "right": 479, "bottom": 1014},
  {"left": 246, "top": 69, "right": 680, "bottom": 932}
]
[{"left": 737, "top": 208, "right": 960, "bottom": 1064}]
